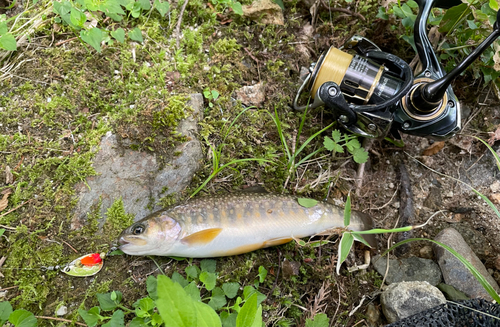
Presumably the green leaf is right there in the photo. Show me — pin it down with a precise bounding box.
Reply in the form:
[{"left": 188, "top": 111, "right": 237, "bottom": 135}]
[
  {"left": 80, "top": 28, "right": 103, "bottom": 52},
  {"left": 97, "top": 291, "right": 122, "bottom": 311},
  {"left": 0, "top": 21, "right": 7, "bottom": 35},
  {"left": 272, "top": 0, "right": 283, "bottom": 9},
  {"left": 154, "top": 0, "right": 169, "bottom": 16},
  {"left": 151, "top": 312, "right": 163, "bottom": 326},
  {"left": 129, "top": 27, "right": 143, "bottom": 42},
  {"left": 199, "top": 271, "right": 217, "bottom": 291},
  {"left": 490, "top": 0, "right": 499, "bottom": 11},
  {"left": 200, "top": 259, "right": 217, "bottom": 273},
  {"left": 0, "top": 33, "right": 16, "bottom": 51},
  {"left": 193, "top": 301, "right": 222, "bottom": 327},
  {"left": 236, "top": 293, "right": 262, "bottom": 327},
  {"left": 0, "top": 301, "right": 12, "bottom": 325},
  {"left": 137, "top": 0, "right": 150, "bottom": 10},
  {"left": 323, "top": 136, "right": 335, "bottom": 151},
  {"left": 242, "top": 286, "right": 266, "bottom": 305},
  {"left": 211, "top": 90, "right": 220, "bottom": 100},
  {"left": 352, "top": 147, "right": 369, "bottom": 164},
  {"left": 258, "top": 266, "right": 267, "bottom": 283},
  {"left": 208, "top": 287, "right": 227, "bottom": 310},
  {"left": 331, "top": 129, "right": 342, "bottom": 142},
  {"left": 336, "top": 232, "right": 354, "bottom": 275},
  {"left": 147, "top": 275, "right": 158, "bottom": 300},
  {"left": 230, "top": 1, "right": 243, "bottom": 15},
  {"left": 78, "top": 307, "right": 101, "bottom": 327},
  {"left": 376, "top": 6, "right": 389, "bottom": 20},
  {"left": 137, "top": 297, "right": 155, "bottom": 312},
  {"left": 343, "top": 194, "right": 351, "bottom": 227},
  {"left": 101, "top": 0, "right": 126, "bottom": 14},
  {"left": 345, "top": 138, "right": 360, "bottom": 152},
  {"left": 438, "top": 3, "right": 469, "bottom": 33},
  {"left": 102, "top": 310, "right": 125, "bottom": 327},
  {"left": 297, "top": 198, "right": 318, "bottom": 208},
  {"left": 130, "top": 316, "right": 149, "bottom": 327},
  {"left": 222, "top": 282, "right": 240, "bottom": 299},
  {"left": 69, "top": 8, "right": 86, "bottom": 28},
  {"left": 185, "top": 265, "right": 200, "bottom": 279},
  {"left": 220, "top": 311, "right": 238, "bottom": 327},
  {"left": 156, "top": 275, "right": 198, "bottom": 327},
  {"left": 107, "top": 249, "right": 124, "bottom": 256},
  {"left": 352, "top": 233, "right": 372, "bottom": 248},
  {"left": 305, "top": 313, "right": 329, "bottom": 327},
  {"left": 156, "top": 275, "right": 221, "bottom": 327},
  {"left": 9, "top": 309, "right": 37, "bottom": 327},
  {"left": 130, "top": 2, "right": 142, "bottom": 18},
  {"left": 110, "top": 28, "right": 125, "bottom": 43},
  {"left": 172, "top": 271, "right": 189, "bottom": 287},
  {"left": 184, "top": 281, "right": 201, "bottom": 302}
]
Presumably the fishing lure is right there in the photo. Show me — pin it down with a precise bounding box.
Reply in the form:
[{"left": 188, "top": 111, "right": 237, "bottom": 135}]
[{"left": 41, "top": 252, "right": 106, "bottom": 277}]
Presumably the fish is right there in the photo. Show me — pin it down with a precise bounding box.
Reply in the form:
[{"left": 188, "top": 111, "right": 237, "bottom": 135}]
[{"left": 118, "top": 193, "right": 374, "bottom": 258}]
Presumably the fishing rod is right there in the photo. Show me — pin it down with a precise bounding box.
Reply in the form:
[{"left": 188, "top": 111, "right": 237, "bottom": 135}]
[{"left": 294, "top": 0, "right": 500, "bottom": 140}]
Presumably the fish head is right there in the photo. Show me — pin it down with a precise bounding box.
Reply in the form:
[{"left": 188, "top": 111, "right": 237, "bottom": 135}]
[{"left": 118, "top": 212, "right": 181, "bottom": 256}]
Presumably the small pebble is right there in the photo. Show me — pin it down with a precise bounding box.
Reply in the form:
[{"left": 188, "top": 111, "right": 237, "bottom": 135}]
[
  {"left": 56, "top": 305, "right": 67, "bottom": 316},
  {"left": 419, "top": 245, "right": 434, "bottom": 259}
]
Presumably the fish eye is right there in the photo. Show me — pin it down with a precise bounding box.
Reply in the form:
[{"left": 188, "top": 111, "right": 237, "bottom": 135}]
[{"left": 132, "top": 224, "right": 145, "bottom": 235}]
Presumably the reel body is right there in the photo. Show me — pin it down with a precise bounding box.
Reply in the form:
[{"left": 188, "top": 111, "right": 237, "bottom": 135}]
[{"left": 294, "top": 0, "right": 500, "bottom": 140}]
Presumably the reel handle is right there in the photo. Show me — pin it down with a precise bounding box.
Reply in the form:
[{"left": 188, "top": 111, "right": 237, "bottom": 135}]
[{"left": 422, "top": 9, "right": 500, "bottom": 104}]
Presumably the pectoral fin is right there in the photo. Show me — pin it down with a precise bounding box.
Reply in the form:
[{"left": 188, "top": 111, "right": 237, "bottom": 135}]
[
  {"left": 263, "top": 237, "right": 293, "bottom": 247},
  {"left": 181, "top": 228, "right": 223, "bottom": 246}
]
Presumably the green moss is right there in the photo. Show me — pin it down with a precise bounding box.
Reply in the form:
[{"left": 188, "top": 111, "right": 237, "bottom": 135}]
[{"left": 102, "top": 198, "right": 135, "bottom": 239}]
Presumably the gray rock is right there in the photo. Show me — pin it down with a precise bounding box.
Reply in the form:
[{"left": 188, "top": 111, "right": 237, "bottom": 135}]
[
  {"left": 433, "top": 228, "right": 500, "bottom": 301},
  {"left": 71, "top": 94, "right": 203, "bottom": 228},
  {"left": 373, "top": 255, "right": 442, "bottom": 286},
  {"left": 380, "top": 281, "right": 446, "bottom": 323}
]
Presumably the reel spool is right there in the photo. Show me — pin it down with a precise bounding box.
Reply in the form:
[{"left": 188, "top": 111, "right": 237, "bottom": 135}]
[
  {"left": 309, "top": 47, "right": 403, "bottom": 106},
  {"left": 294, "top": 0, "right": 500, "bottom": 140}
]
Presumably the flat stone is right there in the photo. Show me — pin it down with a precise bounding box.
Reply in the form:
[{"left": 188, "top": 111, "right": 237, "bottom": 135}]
[
  {"left": 433, "top": 228, "right": 500, "bottom": 301},
  {"left": 380, "top": 281, "right": 446, "bottom": 323},
  {"left": 373, "top": 255, "right": 442, "bottom": 286},
  {"left": 71, "top": 94, "right": 203, "bottom": 228}
]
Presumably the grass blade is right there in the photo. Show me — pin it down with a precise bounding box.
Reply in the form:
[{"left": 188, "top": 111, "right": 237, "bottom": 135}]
[
  {"left": 344, "top": 193, "right": 351, "bottom": 227},
  {"left": 468, "top": 135, "right": 500, "bottom": 172},
  {"left": 336, "top": 232, "right": 354, "bottom": 275}
]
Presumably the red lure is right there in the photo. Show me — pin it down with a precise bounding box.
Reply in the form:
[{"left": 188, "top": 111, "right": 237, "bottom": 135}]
[{"left": 80, "top": 253, "right": 102, "bottom": 266}]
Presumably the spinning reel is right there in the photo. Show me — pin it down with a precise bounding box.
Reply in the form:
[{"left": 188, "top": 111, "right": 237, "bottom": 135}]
[{"left": 294, "top": 0, "right": 500, "bottom": 140}]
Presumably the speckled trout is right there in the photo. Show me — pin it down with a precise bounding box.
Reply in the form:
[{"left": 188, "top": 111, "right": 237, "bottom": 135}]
[{"left": 118, "top": 193, "right": 374, "bottom": 257}]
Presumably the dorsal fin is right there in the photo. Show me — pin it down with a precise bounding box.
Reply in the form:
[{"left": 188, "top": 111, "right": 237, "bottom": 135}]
[{"left": 181, "top": 228, "right": 223, "bottom": 245}]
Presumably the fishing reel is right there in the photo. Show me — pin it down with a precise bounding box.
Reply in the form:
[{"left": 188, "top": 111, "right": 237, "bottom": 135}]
[{"left": 294, "top": 0, "right": 500, "bottom": 140}]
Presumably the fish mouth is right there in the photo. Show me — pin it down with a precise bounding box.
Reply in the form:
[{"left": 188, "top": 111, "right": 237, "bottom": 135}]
[{"left": 118, "top": 236, "right": 129, "bottom": 245}]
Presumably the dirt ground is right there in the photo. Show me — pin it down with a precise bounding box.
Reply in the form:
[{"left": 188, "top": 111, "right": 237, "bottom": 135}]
[{"left": 1, "top": 0, "right": 500, "bottom": 325}]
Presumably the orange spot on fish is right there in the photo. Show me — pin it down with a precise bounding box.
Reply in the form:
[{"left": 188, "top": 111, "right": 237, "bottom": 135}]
[
  {"left": 80, "top": 253, "right": 102, "bottom": 266},
  {"left": 236, "top": 212, "right": 243, "bottom": 221},
  {"left": 181, "top": 228, "right": 223, "bottom": 246}
]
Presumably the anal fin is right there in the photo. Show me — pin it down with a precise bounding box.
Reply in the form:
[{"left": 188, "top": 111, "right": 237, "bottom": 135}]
[{"left": 181, "top": 228, "right": 223, "bottom": 246}]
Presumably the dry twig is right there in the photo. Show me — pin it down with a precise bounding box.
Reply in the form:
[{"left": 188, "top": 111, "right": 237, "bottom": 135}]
[{"left": 175, "top": 0, "right": 189, "bottom": 48}]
